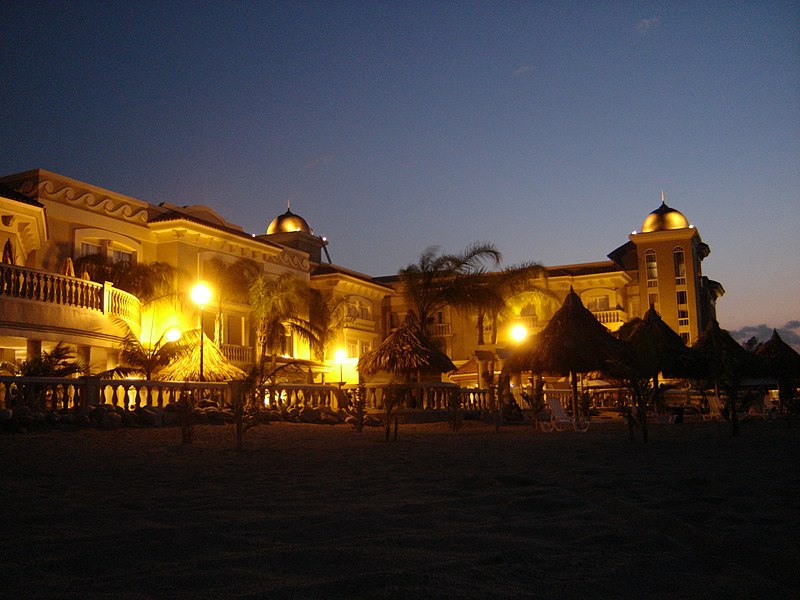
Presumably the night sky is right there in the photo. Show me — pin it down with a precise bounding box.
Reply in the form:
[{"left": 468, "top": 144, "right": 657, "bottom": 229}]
[{"left": 2, "top": 1, "right": 798, "bottom": 342}]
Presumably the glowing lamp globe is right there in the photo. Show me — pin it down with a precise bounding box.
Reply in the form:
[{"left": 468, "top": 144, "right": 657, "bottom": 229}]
[
  {"left": 510, "top": 324, "right": 527, "bottom": 343},
  {"left": 191, "top": 282, "right": 212, "bottom": 307}
]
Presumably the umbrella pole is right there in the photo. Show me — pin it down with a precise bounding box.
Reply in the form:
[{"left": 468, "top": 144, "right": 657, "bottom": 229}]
[{"left": 571, "top": 371, "right": 579, "bottom": 419}]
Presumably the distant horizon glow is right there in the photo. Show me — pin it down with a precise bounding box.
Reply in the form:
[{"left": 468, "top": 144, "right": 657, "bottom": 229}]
[{"left": 1, "top": 2, "right": 797, "bottom": 339}]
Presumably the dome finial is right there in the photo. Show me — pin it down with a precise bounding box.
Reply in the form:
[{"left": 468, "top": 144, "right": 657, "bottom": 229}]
[{"left": 661, "top": 190, "right": 665, "bottom": 204}]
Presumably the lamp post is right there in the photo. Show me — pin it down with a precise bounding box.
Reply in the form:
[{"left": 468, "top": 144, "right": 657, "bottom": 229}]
[
  {"left": 191, "top": 282, "right": 212, "bottom": 381},
  {"left": 334, "top": 348, "right": 346, "bottom": 388}
]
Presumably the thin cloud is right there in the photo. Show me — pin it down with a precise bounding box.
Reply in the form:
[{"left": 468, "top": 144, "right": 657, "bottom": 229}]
[
  {"left": 304, "top": 154, "right": 334, "bottom": 169},
  {"left": 636, "top": 17, "right": 660, "bottom": 34},
  {"left": 729, "top": 321, "right": 800, "bottom": 350},
  {"left": 511, "top": 65, "right": 531, "bottom": 78}
]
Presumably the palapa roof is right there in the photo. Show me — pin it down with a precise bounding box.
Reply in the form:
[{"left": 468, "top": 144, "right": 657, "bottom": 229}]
[
  {"left": 692, "top": 319, "right": 763, "bottom": 380},
  {"left": 506, "top": 287, "right": 627, "bottom": 375},
  {"left": 156, "top": 331, "right": 247, "bottom": 382},
  {"left": 616, "top": 306, "right": 699, "bottom": 377},
  {"left": 756, "top": 329, "right": 800, "bottom": 378},
  {"left": 358, "top": 322, "right": 455, "bottom": 377}
]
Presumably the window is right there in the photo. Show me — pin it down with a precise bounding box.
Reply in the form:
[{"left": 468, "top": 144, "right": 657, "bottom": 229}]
[
  {"left": 112, "top": 248, "right": 133, "bottom": 264},
  {"left": 360, "top": 342, "right": 371, "bottom": 356},
  {"left": 678, "top": 309, "right": 689, "bottom": 328},
  {"left": 347, "top": 342, "right": 358, "bottom": 357},
  {"left": 225, "top": 315, "right": 243, "bottom": 346},
  {"left": 645, "top": 250, "right": 658, "bottom": 287},
  {"left": 673, "top": 247, "right": 686, "bottom": 285},
  {"left": 676, "top": 291, "right": 688, "bottom": 306},
  {"left": 680, "top": 332, "right": 690, "bottom": 344},
  {"left": 80, "top": 241, "right": 102, "bottom": 257},
  {"left": 587, "top": 297, "right": 610, "bottom": 312}
]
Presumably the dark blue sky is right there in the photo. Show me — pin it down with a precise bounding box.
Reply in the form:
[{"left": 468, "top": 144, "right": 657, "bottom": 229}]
[{"left": 2, "top": 1, "right": 798, "bottom": 336}]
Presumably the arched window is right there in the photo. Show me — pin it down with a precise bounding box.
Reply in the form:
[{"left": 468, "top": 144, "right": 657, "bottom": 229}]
[
  {"left": 673, "top": 247, "right": 686, "bottom": 285},
  {"left": 645, "top": 250, "right": 658, "bottom": 287}
]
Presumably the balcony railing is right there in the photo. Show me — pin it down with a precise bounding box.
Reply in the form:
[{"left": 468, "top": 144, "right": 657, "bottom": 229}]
[
  {"left": 220, "top": 344, "right": 253, "bottom": 364},
  {"left": 428, "top": 323, "right": 452, "bottom": 337},
  {"left": 0, "top": 263, "right": 140, "bottom": 327},
  {"left": 345, "top": 317, "right": 375, "bottom": 332},
  {"left": 592, "top": 310, "right": 625, "bottom": 325}
]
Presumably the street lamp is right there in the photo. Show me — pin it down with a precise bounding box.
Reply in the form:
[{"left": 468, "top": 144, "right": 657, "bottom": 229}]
[
  {"left": 511, "top": 324, "right": 527, "bottom": 343},
  {"left": 334, "top": 348, "right": 346, "bottom": 387},
  {"left": 191, "top": 281, "right": 212, "bottom": 381}
]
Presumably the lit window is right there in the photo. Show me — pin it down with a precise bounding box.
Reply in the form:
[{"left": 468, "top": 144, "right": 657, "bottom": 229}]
[
  {"left": 674, "top": 247, "right": 686, "bottom": 285},
  {"left": 645, "top": 250, "right": 658, "bottom": 287},
  {"left": 360, "top": 303, "right": 371, "bottom": 320}
]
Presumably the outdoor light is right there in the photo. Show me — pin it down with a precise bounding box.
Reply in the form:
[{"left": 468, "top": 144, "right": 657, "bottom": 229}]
[
  {"left": 334, "top": 348, "right": 347, "bottom": 387},
  {"left": 511, "top": 324, "right": 527, "bottom": 343},
  {"left": 191, "top": 281, "right": 212, "bottom": 381},
  {"left": 165, "top": 327, "right": 181, "bottom": 343}
]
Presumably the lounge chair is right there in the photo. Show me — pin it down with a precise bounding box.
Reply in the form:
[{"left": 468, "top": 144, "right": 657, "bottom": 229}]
[
  {"left": 704, "top": 394, "right": 725, "bottom": 421},
  {"left": 540, "top": 397, "right": 589, "bottom": 432}
]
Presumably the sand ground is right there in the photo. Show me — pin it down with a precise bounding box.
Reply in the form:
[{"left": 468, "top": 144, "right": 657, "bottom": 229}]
[{"left": 1, "top": 418, "right": 798, "bottom": 599}]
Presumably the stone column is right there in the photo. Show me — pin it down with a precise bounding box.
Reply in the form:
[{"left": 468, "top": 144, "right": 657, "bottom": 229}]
[{"left": 26, "top": 339, "right": 42, "bottom": 361}]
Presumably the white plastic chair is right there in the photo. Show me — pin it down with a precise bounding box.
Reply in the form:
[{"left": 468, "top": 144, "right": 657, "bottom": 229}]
[{"left": 540, "top": 397, "right": 589, "bottom": 432}]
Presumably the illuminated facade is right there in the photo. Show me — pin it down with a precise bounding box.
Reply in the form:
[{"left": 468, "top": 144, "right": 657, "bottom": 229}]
[{"left": 1, "top": 169, "right": 722, "bottom": 382}]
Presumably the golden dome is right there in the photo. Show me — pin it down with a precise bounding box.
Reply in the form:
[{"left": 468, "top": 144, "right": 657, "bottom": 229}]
[
  {"left": 641, "top": 201, "right": 690, "bottom": 233},
  {"left": 267, "top": 208, "right": 311, "bottom": 235}
]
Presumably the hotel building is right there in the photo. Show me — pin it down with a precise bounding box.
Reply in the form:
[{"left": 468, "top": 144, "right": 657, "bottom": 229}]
[{"left": 0, "top": 169, "right": 722, "bottom": 383}]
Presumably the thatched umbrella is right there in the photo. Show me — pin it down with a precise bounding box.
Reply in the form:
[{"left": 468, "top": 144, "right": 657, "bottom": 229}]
[
  {"left": 358, "top": 321, "right": 455, "bottom": 379},
  {"left": 756, "top": 329, "right": 800, "bottom": 417},
  {"left": 693, "top": 319, "right": 764, "bottom": 435},
  {"left": 617, "top": 305, "right": 698, "bottom": 380},
  {"left": 506, "top": 287, "right": 628, "bottom": 418},
  {"left": 157, "top": 331, "right": 246, "bottom": 382}
]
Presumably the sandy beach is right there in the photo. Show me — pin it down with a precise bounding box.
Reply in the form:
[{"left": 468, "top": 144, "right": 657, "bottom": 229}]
[{"left": 1, "top": 419, "right": 797, "bottom": 599}]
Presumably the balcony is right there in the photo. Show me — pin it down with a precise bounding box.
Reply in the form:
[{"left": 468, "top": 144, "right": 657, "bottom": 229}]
[
  {"left": 345, "top": 317, "right": 375, "bottom": 333},
  {"left": 428, "top": 322, "right": 452, "bottom": 337},
  {"left": 592, "top": 309, "right": 625, "bottom": 325},
  {"left": 1, "top": 263, "right": 141, "bottom": 331}
]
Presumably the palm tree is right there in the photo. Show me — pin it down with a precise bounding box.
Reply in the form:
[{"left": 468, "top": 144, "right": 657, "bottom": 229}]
[
  {"left": 106, "top": 326, "right": 189, "bottom": 381},
  {"left": 203, "top": 257, "right": 261, "bottom": 345},
  {"left": 464, "top": 262, "right": 555, "bottom": 346},
  {"left": 306, "top": 289, "right": 353, "bottom": 362},
  {"left": 75, "top": 255, "right": 180, "bottom": 303},
  {"left": 248, "top": 272, "right": 312, "bottom": 382},
  {"left": 398, "top": 243, "right": 502, "bottom": 337},
  {"left": 1, "top": 343, "right": 85, "bottom": 411}
]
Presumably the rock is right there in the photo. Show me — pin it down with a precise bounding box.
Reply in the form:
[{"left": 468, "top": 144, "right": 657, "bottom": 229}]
[
  {"left": 299, "top": 407, "right": 320, "bottom": 423},
  {"left": 205, "top": 407, "right": 225, "bottom": 425},
  {"left": 121, "top": 410, "right": 139, "bottom": 427},
  {"left": 102, "top": 411, "right": 123, "bottom": 429},
  {"left": 138, "top": 408, "right": 163, "bottom": 427},
  {"left": 13, "top": 406, "right": 34, "bottom": 428}
]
